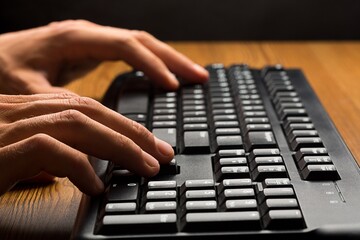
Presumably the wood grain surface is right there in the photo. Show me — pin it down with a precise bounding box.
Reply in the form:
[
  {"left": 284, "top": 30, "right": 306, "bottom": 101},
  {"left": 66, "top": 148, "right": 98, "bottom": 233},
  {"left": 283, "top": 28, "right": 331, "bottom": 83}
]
[{"left": 0, "top": 41, "right": 359, "bottom": 239}]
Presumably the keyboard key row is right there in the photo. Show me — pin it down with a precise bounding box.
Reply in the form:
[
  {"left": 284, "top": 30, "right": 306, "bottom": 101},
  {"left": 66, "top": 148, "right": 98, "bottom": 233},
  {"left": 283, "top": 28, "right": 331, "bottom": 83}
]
[{"left": 263, "top": 67, "right": 340, "bottom": 181}]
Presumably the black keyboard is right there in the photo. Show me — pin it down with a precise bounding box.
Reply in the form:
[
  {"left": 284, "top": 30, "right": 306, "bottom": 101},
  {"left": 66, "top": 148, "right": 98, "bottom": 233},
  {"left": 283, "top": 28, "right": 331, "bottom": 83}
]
[{"left": 72, "top": 64, "right": 360, "bottom": 239}]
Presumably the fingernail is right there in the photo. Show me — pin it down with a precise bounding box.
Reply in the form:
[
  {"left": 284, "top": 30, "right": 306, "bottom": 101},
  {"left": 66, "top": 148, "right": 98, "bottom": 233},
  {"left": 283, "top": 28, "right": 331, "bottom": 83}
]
[
  {"left": 142, "top": 150, "right": 160, "bottom": 167},
  {"left": 193, "top": 64, "right": 209, "bottom": 77},
  {"left": 156, "top": 138, "right": 174, "bottom": 159},
  {"left": 94, "top": 176, "right": 105, "bottom": 194},
  {"left": 143, "top": 152, "right": 160, "bottom": 176},
  {"left": 168, "top": 72, "right": 179, "bottom": 89}
]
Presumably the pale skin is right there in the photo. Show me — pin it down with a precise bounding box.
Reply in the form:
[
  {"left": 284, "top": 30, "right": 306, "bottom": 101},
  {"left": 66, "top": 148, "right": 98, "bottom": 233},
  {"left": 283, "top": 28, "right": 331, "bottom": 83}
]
[{"left": 0, "top": 20, "right": 208, "bottom": 196}]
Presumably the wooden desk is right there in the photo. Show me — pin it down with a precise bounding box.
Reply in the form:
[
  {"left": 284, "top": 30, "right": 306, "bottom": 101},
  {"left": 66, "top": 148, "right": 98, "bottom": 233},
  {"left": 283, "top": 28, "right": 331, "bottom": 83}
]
[{"left": 1, "top": 42, "right": 360, "bottom": 239}]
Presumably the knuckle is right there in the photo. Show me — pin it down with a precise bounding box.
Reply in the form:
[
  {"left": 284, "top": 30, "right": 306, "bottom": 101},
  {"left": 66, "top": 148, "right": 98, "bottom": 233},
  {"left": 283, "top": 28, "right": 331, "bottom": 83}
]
[
  {"left": 55, "top": 109, "right": 88, "bottom": 127},
  {"left": 132, "top": 30, "right": 153, "bottom": 41},
  {"left": 67, "top": 96, "right": 98, "bottom": 108},
  {"left": 46, "top": 20, "right": 89, "bottom": 41},
  {"left": 26, "top": 133, "right": 54, "bottom": 152},
  {"left": 54, "top": 92, "right": 79, "bottom": 99},
  {"left": 118, "top": 33, "right": 137, "bottom": 47},
  {"left": 130, "top": 119, "right": 154, "bottom": 141},
  {"left": 116, "top": 134, "right": 142, "bottom": 156}
]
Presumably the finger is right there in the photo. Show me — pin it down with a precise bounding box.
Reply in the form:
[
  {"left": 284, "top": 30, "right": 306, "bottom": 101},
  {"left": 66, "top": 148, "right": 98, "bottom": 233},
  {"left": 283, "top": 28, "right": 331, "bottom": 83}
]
[
  {"left": 131, "top": 30, "right": 209, "bottom": 83},
  {"left": 22, "top": 172, "right": 55, "bottom": 183},
  {"left": 1, "top": 110, "right": 162, "bottom": 176},
  {"left": 2, "top": 68, "right": 71, "bottom": 94},
  {"left": 51, "top": 21, "right": 180, "bottom": 89},
  {"left": 0, "top": 92, "right": 77, "bottom": 104},
  {"left": 0, "top": 134, "right": 103, "bottom": 196},
  {"left": 0, "top": 96, "right": 174, "bottom": 163}
]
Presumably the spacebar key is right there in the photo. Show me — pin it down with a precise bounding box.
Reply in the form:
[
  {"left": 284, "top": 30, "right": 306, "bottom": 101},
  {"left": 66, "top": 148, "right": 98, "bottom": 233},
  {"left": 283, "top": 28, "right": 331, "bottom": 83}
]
[
  {"left": 100, "top": 214, "right": 177, "bottom": 234},
  {"left": 182, "top": 211, "right": 261, "bottom": 232}
]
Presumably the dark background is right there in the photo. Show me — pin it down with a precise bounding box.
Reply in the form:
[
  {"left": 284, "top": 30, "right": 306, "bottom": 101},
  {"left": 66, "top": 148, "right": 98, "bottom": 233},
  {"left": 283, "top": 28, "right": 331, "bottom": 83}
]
[{"left": 1, "top": 0, "right": 360, "bottom": 40}]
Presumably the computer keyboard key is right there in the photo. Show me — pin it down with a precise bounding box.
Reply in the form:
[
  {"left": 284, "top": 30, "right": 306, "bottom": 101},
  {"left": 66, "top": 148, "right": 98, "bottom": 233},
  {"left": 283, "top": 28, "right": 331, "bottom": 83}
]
[
  {"left": 244, "top": 117, "right": 269, "bottom": 124},
  {"left": 152, "top": 115, "right": 176, "bottom": 121},
  {"left": 183, "top": 117, "right": 207, "bottom": 123},
  {"left": 214, "top": 121, "right": 239, "bottom": 128},
  {"left": 216, "top": 166, "right": 250, "bottom": 181},
  {"left": 245, "top": 131, "right": 277, "bottom": 151},
  {"left": 215, "top": 128, "right": 241, "bottom": 136},
  {"left": 248, "top": 148, "right": 280, "bottom": 161},
  {"left": 285, "top": 123, "right": 315, "bottom": 135},
  {"left": 123, "top": 113, "right": 147, "bottom": 123},
  {"left": 222, "top": 199, "right": 257, "bottom": 211},
  {"left": 215, "top": 135, "right": 243, "bottom": 150},
  {"left": 288, "top": 130, "right": 318, "bottom": 142},
  {"left": 242, "top": 111, "right": 267, "bottom": 118},
  {"left": 249, "top": 156, "right": 283, "bottom": 171},
  {"left": 183, "top": 105, "right": 206, "bottom": 111},
  {"left": 183, "top": 111, "right": 207, "bottom": 117},
  {"left": 153, "top": 109, "right": 177, "bottom": 115},
  {"left": 294, "top": 147, "right": 328, "bottom": 162},
  {"left": 260, "top": 198, "right": 299, "bottom": 215},
  {"left": 218, "top": 179, "right": 252, "bottom": 193},
  {"left": 152, "top": 128, "right": 176, "bottom": 149},
  {"left": 148, "top": 180, "right": 177, "bottom": 190},
  {"left": 215, "top": 157, "right": 247, "bottom": 172},
  {"left": 283, "top": 117, "right": 311, "bottom": 129},
  {"left": 290, "top": 137, "right": 323, "bottom": 150},
  {"left": 145, "top": 201, "right": 177, "bottom": 212},
  {"left": 280, "top": 108, "right": 307, "bottom": 120},
  {"left": 159, "top": 158, "right": 179, "bottom": 175},
  {"left": 301, "top": 164, "right": 340, "bottom": 180},
  {"left": 154, "top": 97, "right": 176, "bottom": 103},
  {"left": 241, "top": 100, "right": 263, "bottom": 105},
  {"left": 213, "top": 115, "right": 237, "bottom": 121},
  {"left": 100, "top": 214, "right": 177, "bottom": 234},
  {"left": 242, "top": 106, "right": 264, "bottom": 111},
  {"left": 182, "top": 179, "right": 215, "bottom": 189},
  {"left": 297, "top": 156, "right": 332, "bottom": 170},
  {"left": 183, "top": 99, "right": 205, "bottom": 105},
  {"left": 257, "top": 187, "right": 295, "bottom": 203},
  {"left": 263, "top": 210, "right": 304, "bottom": 230},
  {"left": 184, "top": 190, "right": 216, "bottom": 201},
  {"left": 183, "top": 123, "right": 208, "bottom": 131},
  {"left": 261, "top": 178, "right": 291, "bottom": 188},
  {"left": 117, "top": 92, "right": 149, "bottom": 115},
  {"left": 217, "top": 149, "right": 246, "bottom": 157},
  {"left": 182, "top": 94, "right": 205, "bottom": 100},
  {"left": 182, "top": 211, "right": 261, "bottom": 232},
  {"left": 184, "top": 201, "right": 217, "bottom": 212},
  {"left": 146, "top": 190, "right": 177, "bottom": 200},
  {"left": 210, "top": 97, "right": 232, "bottom": 103},
  {"left": 212, "top": 109, "right": 236, "bottom": 115},
  {"left": 210, "top": 92, "right": 231, "bottom": 98},
  {"left": 218, "top": 188, "right": 255, "bottom": 203},
  {"left": 107, "top": 182, "right": 139, "bottom": 202},
  {"left": 105, "top": 202, "right": 137, "bottom": 214},
  {"left": 252, "top": 165, "right": 287, "bottom": 182},
  {"left": 154, "top": 103, "right": 176, "bottom": 109},
  {"left": 183, "top": 131, "right": 210, "bottom": 153},
  {"left": 152, "top": 121, "right": 177, "bottom": 128},
  {"left": 245, "top": 124, "right": 272, "bottom": 133},
  {"left": 182, "top": 88, "right": 204, "bottom": 94}
]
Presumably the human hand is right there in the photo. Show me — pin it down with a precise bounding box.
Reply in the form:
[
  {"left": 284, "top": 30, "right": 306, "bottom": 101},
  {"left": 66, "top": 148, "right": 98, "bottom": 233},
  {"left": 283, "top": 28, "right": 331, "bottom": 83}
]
[
  {"left": 0, "top": 93, "right": 177, "bottom": 196},
  {"left": 0, "top": 20, "right": 209, "bottom": 196},
  {"left": 0, "top": 20, "right": 208, "bottom": 94}
]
